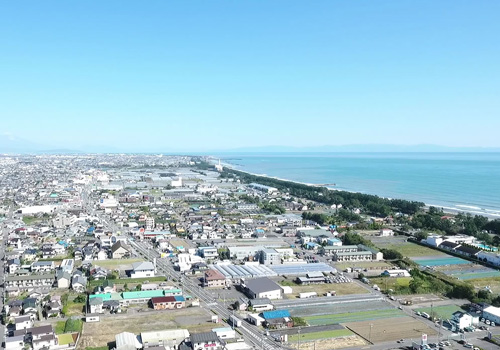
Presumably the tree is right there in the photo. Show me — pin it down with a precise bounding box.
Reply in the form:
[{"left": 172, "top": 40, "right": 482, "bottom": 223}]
[
  {"left": 124, "top": 283, "right": 129, "bottom": 291},
  {"left": 135, "top": 284, "right": 142, "bottom": 291},
  {"left": 380, "top": 249, "right": 403, "bottom": 260}
]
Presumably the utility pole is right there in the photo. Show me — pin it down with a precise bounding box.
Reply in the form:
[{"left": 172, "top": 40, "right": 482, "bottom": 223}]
[{"left": 297, "top": 327, "right": 301, "bottom": 350}]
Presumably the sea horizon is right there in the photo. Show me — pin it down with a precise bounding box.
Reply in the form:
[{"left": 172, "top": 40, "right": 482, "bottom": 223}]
[{"left": 212, "top": 152, "right": 500, "bottom": 218}]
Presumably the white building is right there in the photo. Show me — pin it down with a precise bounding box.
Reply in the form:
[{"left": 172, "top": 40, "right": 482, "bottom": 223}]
[
  {"left": 452, "top": 312, "right": 476, "bottom": 330},
  {"left": 260, "top": 249, "right": 281, "bottom": 266},
  {"left": 244, "top": 277, "right": 282, "bottom": 300},
  {"left": 141, "top": 329, "right": 190, "bottom": 349},
  {"left": 171, "top": 177, "right": 183, "bottom": 187},
  {"left": 379, "top": 228, "right": 394, "bottom": 237},
  {"left": 425, "top": 235, "right": 444, "bottom": 247},
  {"left": 477, "top": 251, "right": 500, "bottom": 266},
  {"left": 130, "top": 261, "right": 155, "bottom": 278},
  {"left": 483, "top": 306, "right": 500, "bottom": 325},
  {"left": 199, "top": 247, "right": 218, "bottom": 259}
]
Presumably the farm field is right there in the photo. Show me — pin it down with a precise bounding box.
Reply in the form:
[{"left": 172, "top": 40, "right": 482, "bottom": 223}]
[
  {"left": 383, "top": 242, "right": 447, "bottom": 257},
  {"left": 413, "top": 256, "right": 469, "bottom": 266},
  {"left": 415, "top": 304, "right": 466, "bottom": 320},
  {"left": 284, "top": 300, "right": 394, "bottom": 318},
  {"left": 288, "top": 329, "right": 354, "bottom": 342},
  {"left": 369, "top": 277, "right": 412, "bottom": 293},
  {"left": 335, "top": 261, "right": 393, "bottom": 270},
  {"left": 281, "top": 282, "right": 369, "bottom": 299},
  {"left": 79, "top": 307, "right": 213, "bottom": 349},
  {"left": 344, "top": 316, "right": 437, "bottom": 343},
  {"left": 287, "top": 335, "right": 367, "bottom": 350},
  {"left": 304, "top": 308, "right": 405, "bottom": 326}
]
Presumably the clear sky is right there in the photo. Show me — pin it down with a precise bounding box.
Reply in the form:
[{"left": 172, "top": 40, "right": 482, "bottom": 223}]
[{"left": 1, "top": 1, "right": 499, "bottom": 152}]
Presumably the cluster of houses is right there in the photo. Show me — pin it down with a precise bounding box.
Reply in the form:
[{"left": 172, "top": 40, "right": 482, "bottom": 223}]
[{"left": 424, "top": 234, "right": 500, "bottom": 262}]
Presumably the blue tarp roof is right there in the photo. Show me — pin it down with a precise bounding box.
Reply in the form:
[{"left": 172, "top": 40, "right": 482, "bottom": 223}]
[{"left": 262, "top": 310, "right": 291, "bottom": 320}]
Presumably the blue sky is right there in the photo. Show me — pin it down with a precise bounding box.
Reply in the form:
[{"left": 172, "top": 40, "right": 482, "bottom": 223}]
[{"left": 1, "top": 1, "right": 499, "bottom": 152}]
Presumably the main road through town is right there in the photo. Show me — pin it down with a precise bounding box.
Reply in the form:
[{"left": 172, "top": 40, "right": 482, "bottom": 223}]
[{"left": 82, "top": 185, "right": 283, "bottom": 350}]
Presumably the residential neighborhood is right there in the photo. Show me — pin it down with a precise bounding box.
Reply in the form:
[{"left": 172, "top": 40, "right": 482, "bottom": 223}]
[{"left": 1, "top": 154, "right": 500, "bottom": 350}]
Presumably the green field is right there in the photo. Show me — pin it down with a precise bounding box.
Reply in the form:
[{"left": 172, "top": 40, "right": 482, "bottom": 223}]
[
  {"left": 304, "top": 308, "right": 405, "bottom": 326},
  {"left": 93, "top": 258, "right": 143, "bottom": 268},
  {"left": 288, "top": 329, "right": 354, "bottom": 342},
  {"left": 88, "top": 276, "right": 167, "bottom": 287},
  {"left": 57, "top": 334, "right": 75, "bottom": 345},
  {"left": 55, "top": 321, "right": 66, "bottom": 334},
  {"left": 369, "top": 277, "right": 412, "bottom": 293},
  {"left": 335, "top": 261, "right": 392, "bottom": 270},
  {"left": 384, "top": 243, "right": 446, "bottom": 257},
  {"left": 415, "top": 305, "right": 465, "bottom": 320}
]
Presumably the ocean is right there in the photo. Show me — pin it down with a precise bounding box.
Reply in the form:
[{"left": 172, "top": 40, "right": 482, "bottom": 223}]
[{"left": 216, "top": 153, "right": 500, "bottom": 217}]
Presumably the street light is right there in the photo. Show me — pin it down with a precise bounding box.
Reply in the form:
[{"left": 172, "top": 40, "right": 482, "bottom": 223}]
[{"left": 369, "top": 323, "right": 373, "bottom": 343}]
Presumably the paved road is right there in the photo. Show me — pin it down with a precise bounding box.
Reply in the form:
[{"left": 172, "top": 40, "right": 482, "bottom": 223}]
[
  {"left": 132, "top": 240, "right": 284, "bottom": 350},
  {"left": 82, "top": 185, "right": 282, "bottom": 350}
]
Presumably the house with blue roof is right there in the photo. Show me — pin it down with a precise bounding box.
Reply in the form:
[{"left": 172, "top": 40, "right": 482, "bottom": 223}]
[{"left": 261, "top": 310, "right": 293, "bottom": 329}]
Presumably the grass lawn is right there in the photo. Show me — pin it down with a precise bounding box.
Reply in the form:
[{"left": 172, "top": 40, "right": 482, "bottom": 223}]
[
  {"left": 415, "top": 304, "right": 465, "bottom": 320},
  {"left": 304, "top": 308, "right": 405, "bottom": 326},
  {"left": 55, "top": 321, "right": 66, "bottom": 334},
  {"left": 86, "top": 347, "right": 109, "bottom": 350},
  {"left": 369, "top": 277, "right": 412, "bottom": 293},
  {"left": 22, "top": 216, "right": 43, "bottom": 225},
  {"left": 288, "top": 329, "right": 354, "bottom": 342},
  {"left": 65, "top": 302, "right": 85, "bottom": 316},
  {"left": 384, "top": 243, "right": 446, "bottom": 257},
  {"left": 89, "top": 276, "right": 167, "bottom": 287},
  {"left": 93, "top": 258, "right": 142, "bottom": 269},
  {"left": 57, "top": 334, "right": 75, "bottom": 345},
  {"left": 469, "top": 277, "right": 500, "bottom": 293}
]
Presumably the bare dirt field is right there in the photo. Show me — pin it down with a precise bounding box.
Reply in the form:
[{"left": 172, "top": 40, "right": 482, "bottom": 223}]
[
  {"left": 282, "top": 282, "right": 369, "bottom": 299},
  {"left": 78, "top": 307, "right": 214, "bottom": 349},
  {"left": 93, "top": 258, "right": 143, "bottom": 271},
  {"left": 287, "top": 335, "right": 368, "bottom": 350},
  {"left": 344, "top": 316, "right": 437, "bottom": 343}
]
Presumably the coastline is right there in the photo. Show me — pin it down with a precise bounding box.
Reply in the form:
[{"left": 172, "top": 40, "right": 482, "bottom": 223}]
[{"left": 210, "top": 157, "right": 500, "bottom": 219}]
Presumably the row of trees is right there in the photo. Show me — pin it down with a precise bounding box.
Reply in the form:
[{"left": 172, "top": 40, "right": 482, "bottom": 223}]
[{"left": 223, "top": 168, "right": 425, "bottom": 216}]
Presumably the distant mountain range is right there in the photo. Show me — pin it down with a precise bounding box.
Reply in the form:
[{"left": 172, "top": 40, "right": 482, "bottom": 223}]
[{"left": 1, "top": 135, "right": 500, "bottom": 154}]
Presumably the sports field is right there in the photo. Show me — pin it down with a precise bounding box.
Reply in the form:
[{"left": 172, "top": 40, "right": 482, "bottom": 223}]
[
  {"left": 288, "top": 329, "right": 354, "bottom": 342},
  {"left": 304, "top": 308, "right": 405, "bottom": 326}
]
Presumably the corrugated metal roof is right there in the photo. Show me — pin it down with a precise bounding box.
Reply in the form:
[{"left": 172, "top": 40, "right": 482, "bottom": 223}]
[{"left": 262, "top": 310, "right": 291, "bottom": 319}]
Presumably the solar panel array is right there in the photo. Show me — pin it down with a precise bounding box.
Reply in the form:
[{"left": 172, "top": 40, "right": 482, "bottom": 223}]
[{"left": 209, "top": 264, "right": 278, "bottom": 278}]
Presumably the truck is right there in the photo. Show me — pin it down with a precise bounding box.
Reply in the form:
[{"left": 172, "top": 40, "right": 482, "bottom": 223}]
[
  {"left": 299, "top": 292, "right": 318, "bottom": 299},
  {"left": 229, "top": 315, "right": 242, "bottom": 327}
]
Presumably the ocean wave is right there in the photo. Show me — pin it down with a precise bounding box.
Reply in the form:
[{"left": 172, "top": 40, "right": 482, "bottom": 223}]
[{"left": 455, "top": 205, "right": 482, "bottom": 210}]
